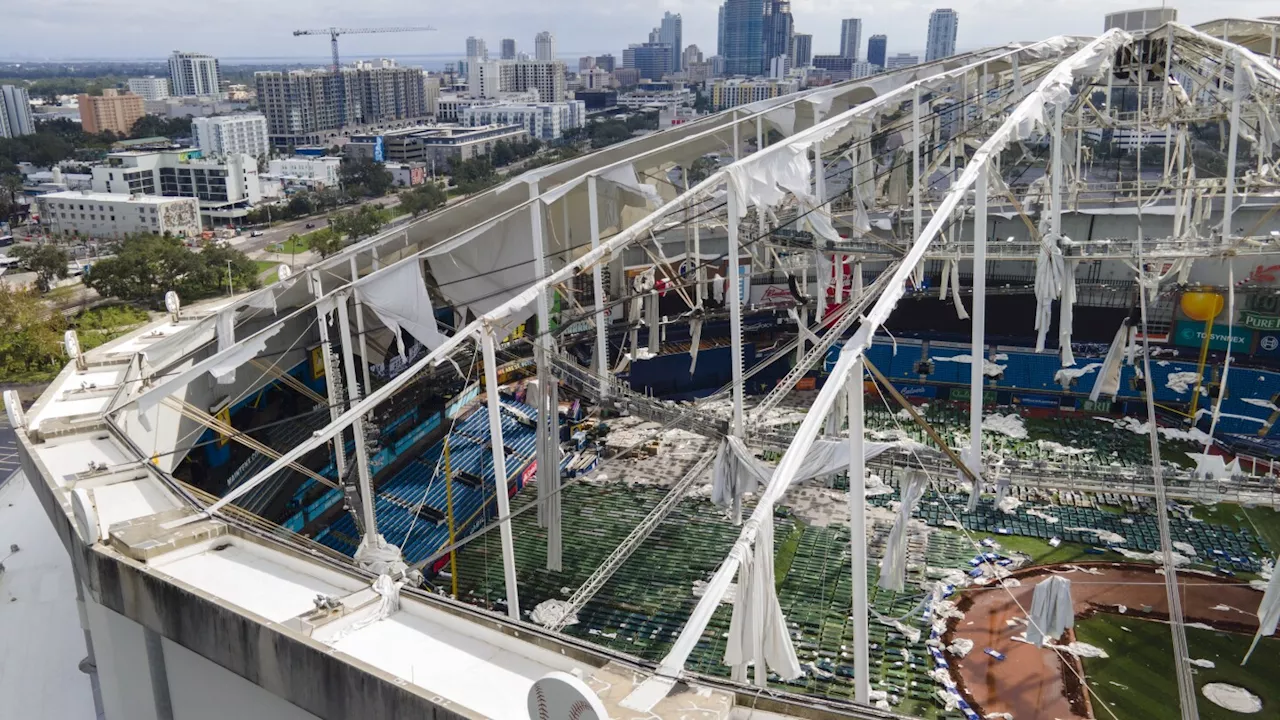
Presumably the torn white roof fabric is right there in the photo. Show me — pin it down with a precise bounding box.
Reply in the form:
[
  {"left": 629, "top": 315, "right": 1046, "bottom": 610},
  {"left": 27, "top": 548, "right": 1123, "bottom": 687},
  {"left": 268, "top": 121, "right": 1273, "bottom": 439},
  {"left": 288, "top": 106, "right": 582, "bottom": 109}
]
[
  {"left": 879, "top": 470, "right": 929, "bottom": 592},
  {"left": 1026, "top": 575, "right": 1074, "bottom": 647},
  {"left": 356, "top": 259, "right": 445, "bottom": 357}
]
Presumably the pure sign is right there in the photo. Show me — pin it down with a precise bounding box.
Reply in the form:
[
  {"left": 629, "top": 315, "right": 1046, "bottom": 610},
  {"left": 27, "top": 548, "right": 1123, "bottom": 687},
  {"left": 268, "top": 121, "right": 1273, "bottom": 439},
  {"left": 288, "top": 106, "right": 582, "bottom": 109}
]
[{"left": 1242, "top": 292, "right": 1280, "bottom": 331}]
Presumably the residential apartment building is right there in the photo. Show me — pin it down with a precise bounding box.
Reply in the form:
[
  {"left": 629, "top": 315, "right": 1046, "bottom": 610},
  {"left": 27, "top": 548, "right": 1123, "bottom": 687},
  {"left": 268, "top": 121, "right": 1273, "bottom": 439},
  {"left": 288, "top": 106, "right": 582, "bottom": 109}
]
[
  {"left": 926, "top": 9, "right": 958, "bottom": 62},
  {"left": 79, "top": 89, "right": 145, "bottom": 135},
  {"left": 710, "top": 78, "right": 797, "bottom": 110},
  {"left": 127, "top": 76, "right": 171, "bottom": 101},
  {"left": 37, "top": 191, "right": 201, "bottom": 239},
  {"left": 92, "top": 149, "right": 261, "bottom": 224},
  {"left": 1, "top": 85, "right": 35, "bottom": 138},
  {"left": 169, "top": 51, "right": 221, "bottom": 97},
  {"left": 192, "top": 114, "right": 269, "bottom": 159},
  {"left": 266, "top": 156, "right": 342, "bottom": 189},
  {"left": 469, "top": 60, "right": 566, "bottom": 102},
  {"left": 460, "top": 100, "right": 585, "bottom": 141},
  {"left": 254, "top": 64, "right": 429, "bottom": 149}
]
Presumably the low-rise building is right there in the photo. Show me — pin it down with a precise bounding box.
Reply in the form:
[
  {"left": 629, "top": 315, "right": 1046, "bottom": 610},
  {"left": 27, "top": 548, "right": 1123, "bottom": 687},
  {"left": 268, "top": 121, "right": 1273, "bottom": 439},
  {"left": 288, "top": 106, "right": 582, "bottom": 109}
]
[
  {"left": 886, "top": 53, "right": 920, "bottom": 69},
  {"left": 92, "top": 149, "right": 261, "bottom": 225},
  {"left": 36, "top": 190, "right": 201, "bottom": 240},
  {"left": 460, "top": 101, "right": 585, "bottom": 141},
  {"left": 575, "top": 90, "right": 618, "bottom": 111},
  {"left": 266, "top": 156, "right": 342, "bottom": 190},
  {"left": 385, "top": 162, "right": 428, "bottom": 187},
  {"left": 346, "top": 123, "right": 528, "bottom": 171},
  {"left": 617, "top": 88, "right": 693, "bottom": 110},
  {"left": 710, "top": 78, "right": 799, "bottom": 110}
]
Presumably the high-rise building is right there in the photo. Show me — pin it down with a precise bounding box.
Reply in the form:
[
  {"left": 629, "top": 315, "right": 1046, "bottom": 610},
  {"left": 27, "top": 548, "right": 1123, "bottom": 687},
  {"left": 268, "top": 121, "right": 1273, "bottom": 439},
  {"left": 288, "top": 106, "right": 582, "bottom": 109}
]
[
  {"left": 78, "top": 89, "right": 145, "bottom": 136},
  {"left": 255, "top": 64, "right": 428, "bottom": 149},
  {"left": 840, "top": 19, "right": 863, "bottom": 61},
  {"left": 867, "top": 35, "right": 888, "bottom": 68},
  {"left": 466, "top": 37, "right": 488, "bottom": 61},
  {"left": 168, "top": 51, "right": 221, "bottom": 97},
  {"left": 127, "top": 76, "right": 170, "bottom": 101},
  {"left": 717, "top": 6, "right": 726, "bottom": 58},
  {"left": 623, "top": 44, "right": 673, "bottom": 81},
  {"left": 470, "top": 60, "right": 567, "bottom": 103},
  {"left": 192, "top": 114, "right": 270, "bottom": 160},
  {"left": 791, "top": 33, "right": 812, "bottom": 68},
  {"left": 0, "top": 85, "right": 36, "bottom": 138},
  {"left": 721, "top": 0, "right": 765, "bottom": 77},
  {"left": 682, "top": 44, "right": 704, "bottom": 69},
  {"left": 926, "top": 8, "right": 958, "bottom": 62},
  {"left": 535, "top": 32, "right": 557, "bottom": 62},
  {"left": 762, "top": 1, "right": 794, "bottom": 75},
  {"left": 595, "top": 54, "right": 617, "bottom": 73},
  {"left": 501, "top": 38, "right": 517, "bottom": 60},
  {"left": 657, "top": 12, "right": 684, "bottom": 72}
]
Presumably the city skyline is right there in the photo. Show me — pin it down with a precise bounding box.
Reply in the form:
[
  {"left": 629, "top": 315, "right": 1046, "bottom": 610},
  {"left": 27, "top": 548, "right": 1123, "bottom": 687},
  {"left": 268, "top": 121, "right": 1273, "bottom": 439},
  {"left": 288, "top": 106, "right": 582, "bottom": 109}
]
[{"left": 4, "top": 1, "right": 1270, "bottom": 61}]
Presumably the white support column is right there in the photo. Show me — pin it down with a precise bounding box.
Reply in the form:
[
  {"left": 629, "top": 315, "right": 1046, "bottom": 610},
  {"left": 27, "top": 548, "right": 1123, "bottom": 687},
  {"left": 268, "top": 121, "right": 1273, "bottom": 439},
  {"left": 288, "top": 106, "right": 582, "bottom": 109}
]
[
  {"left": 733, "top": 111, "right": 741, "bottom": 161},
  {"left": 912, "top": 87, "right": 923, "bottom": 240},
  {"left": 480, "top": 326, "right": 521, "bottom": 621},
  {"left": 1051, "top": 103, "right": 1064, "bottom": 237},
  {"left": 756, "top": 115, "right": 764, "bottom": 151},
  {"left": 1223, "top": 50, "right": 1244, "bottom": 243},
  {"left": 336, "top": 292, "right": 377, "bottom": 538},
  {"left": 966, "top": 165, "right": 989, "bottom": 512},
  {"left": 588, "top": 175, "right": 609, "bottom": 395},
  {"left": 815, "top": 139, "right": 829, "bottom": 316},
  {"left": 846, "top": 360, "right": 870, "bottom": 705},
  {"left": 727, "top": 187, "right": 746, "bottom": 516},
  {"left": 311, "top": 272, "right": 346, "bottom": 479},
  {"left": 349, "top": 256, "right": 372, "bottom": 394}
]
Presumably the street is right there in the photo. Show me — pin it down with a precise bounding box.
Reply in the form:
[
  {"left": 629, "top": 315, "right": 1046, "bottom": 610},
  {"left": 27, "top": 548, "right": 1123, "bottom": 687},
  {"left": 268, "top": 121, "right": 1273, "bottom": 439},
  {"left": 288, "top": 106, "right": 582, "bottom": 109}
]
[{"left": 233, "top": 193, "right": 403, "bottom": 255}]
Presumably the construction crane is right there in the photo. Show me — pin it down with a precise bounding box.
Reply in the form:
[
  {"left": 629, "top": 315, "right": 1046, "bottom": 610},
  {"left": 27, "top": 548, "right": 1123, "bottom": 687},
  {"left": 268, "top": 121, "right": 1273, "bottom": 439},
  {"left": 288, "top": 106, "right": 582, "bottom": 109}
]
[{"left": 293, "top": 26, "right": 437, "bottom": 126}]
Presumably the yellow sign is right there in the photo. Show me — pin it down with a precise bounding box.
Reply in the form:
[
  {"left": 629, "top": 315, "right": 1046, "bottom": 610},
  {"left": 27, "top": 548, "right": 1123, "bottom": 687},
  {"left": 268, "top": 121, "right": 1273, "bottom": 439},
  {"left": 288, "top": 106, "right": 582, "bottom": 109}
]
[
  {"left": 216, "top": 406, "right": 232, "bottom": 447},
  {"left": 310, "top": 346, "right": 326, "bottom": 379}
]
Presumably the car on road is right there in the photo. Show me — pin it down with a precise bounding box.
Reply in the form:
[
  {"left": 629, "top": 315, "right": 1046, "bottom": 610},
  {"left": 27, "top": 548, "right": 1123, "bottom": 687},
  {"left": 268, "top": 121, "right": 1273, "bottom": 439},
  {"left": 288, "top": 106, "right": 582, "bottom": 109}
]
[
  {"left": 305, "top": 223, "right": 315, "bottom": 229},
  {"left": 250, "top": 230, "right": 265, "bottom": 237}
]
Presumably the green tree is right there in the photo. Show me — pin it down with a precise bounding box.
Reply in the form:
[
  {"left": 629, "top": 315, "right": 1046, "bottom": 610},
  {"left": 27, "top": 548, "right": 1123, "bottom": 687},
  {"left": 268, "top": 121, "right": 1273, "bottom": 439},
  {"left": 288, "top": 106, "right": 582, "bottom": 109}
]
[
  {"left": 0, "top": 284, "right": 67, "bottom": 381},
  {"left": 450, "top": 157, "right": 497, "bottom": 193},
  {"left": 399, "top": 182, "right": 447, "bottom": 217},
  {"left": 128, "top": 115, "right": 194, "bottom": 140},
  {"left": 490, "top": 140, "right": 515, "bottom": 167},
  {"left": 305, "top": 228, "right": 345, "bottom": 259},
  {"left": 329, "top": 205, "right": 386, "bottom": 243},
  {"left": 339, "top": 157, "right": 394, "bottom": 197},
  {"left": 693, "top": 90, "right": 711, "bottom": 114},
  {"left": 12, "top": 242, "right": 71, "bottom": 293},
  {"left": 686, "top": 156, "right": 719, "bottom": 185},
  {"left": 84, "top": 234, "right": 259, "bottom": 307}
]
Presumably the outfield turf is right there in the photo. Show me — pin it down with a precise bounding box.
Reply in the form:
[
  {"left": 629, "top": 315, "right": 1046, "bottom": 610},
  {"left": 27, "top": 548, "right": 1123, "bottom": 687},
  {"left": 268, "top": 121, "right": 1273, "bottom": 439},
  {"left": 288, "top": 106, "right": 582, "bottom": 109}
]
[
  {"left": 990, "top": 535, "right": 1106, "bottom": 566},
  {"left": 1075, "top": 614, "right": 1280, "bottom": 720}
]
